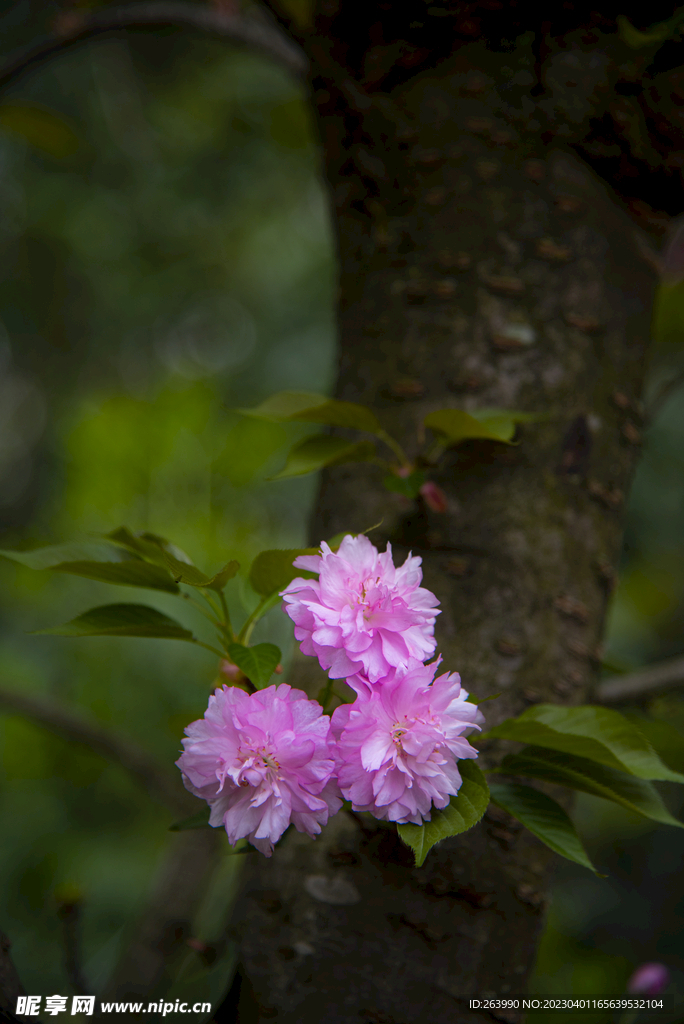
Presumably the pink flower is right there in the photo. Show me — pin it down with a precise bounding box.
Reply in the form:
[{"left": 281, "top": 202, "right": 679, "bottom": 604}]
[
  {"left": 280, "top": 534, "right": 440, "bottom": 683},
  {"left": 331, "top": 659, "right": 484, "bottom": 824},
  {"left": 176, "top": 684, "right": 342, "bottom": 856},
  {"left": 627, "top": 963, "right": 670, "bottom": 996}
]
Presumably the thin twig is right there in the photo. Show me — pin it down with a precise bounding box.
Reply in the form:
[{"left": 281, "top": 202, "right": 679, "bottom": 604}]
[
  {"left": 0, "top": 1, "right": 307, "bottom": 90},
  {"left": 596, "top": 655, "right": 684, "bottom": 703},
  {"left": 0, "top": 685, "right": 193, "bottom": 816}
]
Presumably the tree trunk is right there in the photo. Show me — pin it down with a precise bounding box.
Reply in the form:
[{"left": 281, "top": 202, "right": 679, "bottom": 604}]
[{"left": 233, "top": 10, "right": 659, "bottom": 1023}]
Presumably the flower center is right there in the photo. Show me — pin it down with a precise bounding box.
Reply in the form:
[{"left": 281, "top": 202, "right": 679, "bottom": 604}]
[
  {"left": 259, "top": 748, "right": 280, "bottom": 770},
  {"left": 234, "top": 744, "right": 281, "bottom": 786},
  {"left": 357, "top": 574, "right": 385, "bottom": 617}
]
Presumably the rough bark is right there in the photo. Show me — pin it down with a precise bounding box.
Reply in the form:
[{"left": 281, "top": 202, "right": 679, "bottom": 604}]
[{"left": 232, "top": 13, "right": 660, "bottom": 1024}]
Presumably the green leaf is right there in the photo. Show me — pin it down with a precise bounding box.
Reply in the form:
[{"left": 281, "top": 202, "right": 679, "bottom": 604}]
[
  {"left": 33, "top": 604, "right": 196, "bottom": 641},
  {"left": 382, "top": 470, "right": 426, "bottom": 499},
  {"left": 106, "top": 527, "right": 195, "bottom": 569},
  {"left": 51, "top": 560, "right": 180, "bottom": 593},
  {"left": 249, "top": 548, "right": 319, "bottom": 597},
  {"left": 470, "top": 691, "right": 502, "bottom": 706},
  {"left": 620, "top": 713, "right": 684, "bottom": 775},
  {"left": 161, "top": 551, "right": 239, "bottom": 592},
  {"left": 424, "top": 408, "right": 541, "bottom": 446},
  {"left": 207, "top": 561, "right": 240, "bottom": 592},
  {"left": 488, "top": 781, "right": 601, "bottom": 874},
  {"left": 240, "top": 390, "right": 383, "bottom": 435},
  {"left": 0, "top": 541, "right": 133, "bottom": 570},
  {"left": 484, "top": 704, "right": 684, "bottom": 784},
  {"left": 493, "top": 746, "right": 684, "bottom": 829},
  {"left": 397, "top": 760, "right": 489, "bottom": 867},
  {"left": 227, "top": 642, "right": 281, "bottom": 689},
  {"left": 0, "top": 544, "right": 181, "bottom": 592},
  {"left": 270, "top": 435, "right": 376, "bottom": 479},
  {"left": 0, "top": 101, "right": 81, "bottom": 158},
  {"left": 169, "top": 808, "right": 212, "bottom": 831}
]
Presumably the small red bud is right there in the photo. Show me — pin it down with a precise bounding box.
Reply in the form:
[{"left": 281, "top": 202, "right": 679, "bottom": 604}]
[
  {"left": 219, "top": 660, "right": 241, "bottom": 680},
  {"left": 420, "top": 480, "right": 448, "bottom": 513},
  {"left": 274, "top": 664, "right": 283, "bottom": 674}
]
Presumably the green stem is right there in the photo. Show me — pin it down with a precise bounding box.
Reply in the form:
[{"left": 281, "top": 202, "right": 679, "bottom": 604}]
[
  {"left": 422, "top": 437, "right": 447, "bottom": 465},
  {"left": 200, "top": 590, "right": 234, "bottom": 650},
  {"left": 219, "top": 590, "right": 235, "bottom": 643},
  {"left": 194, "top": 640, "right": 227, "bottom": 659},
  {"left": 180, "top": 592, "right": 225, "bottom": 633},
  {"left": 201, "top": 590, "right": 222, "bottom": 620},
  {"left": 377, "top": 428, "right": 411, "bottom": 469},
  {"left": 238, "top": 590, "right": 282, "bottom": 644}
]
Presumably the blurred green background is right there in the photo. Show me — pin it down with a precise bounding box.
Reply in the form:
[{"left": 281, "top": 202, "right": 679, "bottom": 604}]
[
  {"left": 1, "top": 6, "right": 684, "bottom": 1018},
  {"left": 0, "top": 12, "right": 336, "bottom": 1006}
]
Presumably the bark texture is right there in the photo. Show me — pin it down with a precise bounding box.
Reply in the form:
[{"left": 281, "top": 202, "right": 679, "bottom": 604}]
[{"left": 233, "top": 16, "right": 660, "bottom": 1024}]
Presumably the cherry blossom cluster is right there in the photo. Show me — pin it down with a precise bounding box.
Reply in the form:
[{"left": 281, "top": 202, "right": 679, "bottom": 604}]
[{"left": 176, "top": 534, "right": 483, "bottom": 855}]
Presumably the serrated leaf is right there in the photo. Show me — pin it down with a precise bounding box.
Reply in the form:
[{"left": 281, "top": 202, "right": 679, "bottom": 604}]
[
  {"left": 0, "top": 541, "right": 133, "bottom": 570},
  {"left": 270, "top": 435, "right": 376, "bottom": 479},
  {"left": 161, "top": 551, "right": 239, "bottom": 591},
  {"left": 493, "top": 746, "right": 684, "bottom": 828},
  {"left": 240, "top": 390, "right": 383, "bottom": 435},
  {"left": 249, "top": 548, "right": 319, "bottom": 597},
  {"left": 620, "top": 713, "right": 684, "bottom": 775},
  {"left": 227, "top": 642, "right": 281, "bottom": 689},
  {"left": 169, "top": 808, "right": 212, "bottom": 831},
  {"left": 382, "top": 470, "right": 426, "bottom": 498},
  {"left": 33, "top": 604, "right": 196, "bottom": 641},
  {"left": 484, "top": 704, "right": 684, "bottom": 784},
  {"left": 47, "top": 560, "right": 180, "bottom": 593},
  {"left": 106, "top": 527, "right": 194, "bottom": 568},
  {"left": 207, "top": 561, "right": 240, "bottom": 592},
  {"left": 397, "top": 760, "right": 489, "bottom": 867},
  {"left": 488, "top": 781, "right": 601, "bottom": 874},
  {"left": 425, "top": 407, "right": 541, "bottom": 446}
]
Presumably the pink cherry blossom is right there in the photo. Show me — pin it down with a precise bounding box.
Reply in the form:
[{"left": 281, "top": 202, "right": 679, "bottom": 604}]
[
  {"left": 176, "top": 684, "right": 342, "bottom": 856},
  {"left": 331, "top": 659, "right": 484, "bottom": 824},
  {"left": 280, "top": 534, "right": 440, "bottom": 683}
]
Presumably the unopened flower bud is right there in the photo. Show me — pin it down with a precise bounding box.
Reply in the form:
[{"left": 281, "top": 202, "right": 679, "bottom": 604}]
[
  {"left": 420, "top": 480, "right": 448, "bottom": 513},
  {"left": 219, "top": 659, "right": 241, "bottom": 681}
]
